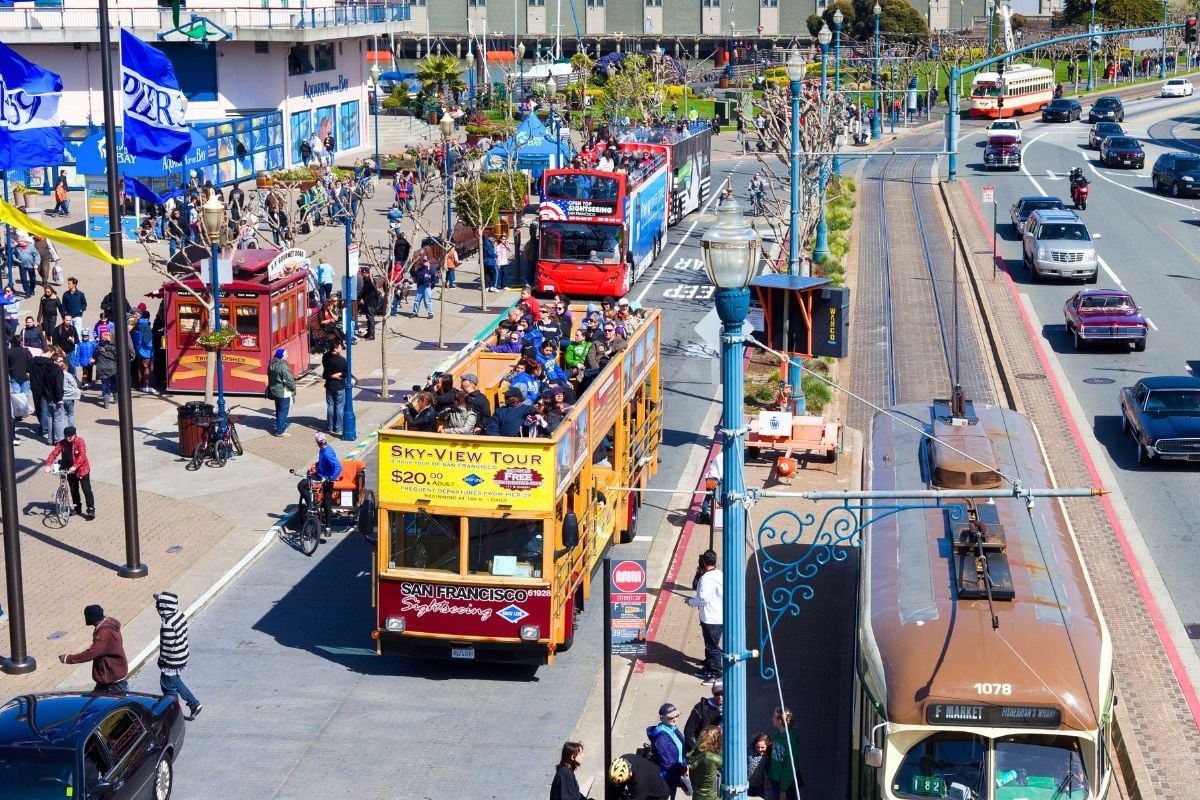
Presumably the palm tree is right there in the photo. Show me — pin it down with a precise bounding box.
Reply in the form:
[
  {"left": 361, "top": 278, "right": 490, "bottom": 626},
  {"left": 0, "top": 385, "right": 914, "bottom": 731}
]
[{"left": 416, "top": 54, "right": 463, "bottom": 104}]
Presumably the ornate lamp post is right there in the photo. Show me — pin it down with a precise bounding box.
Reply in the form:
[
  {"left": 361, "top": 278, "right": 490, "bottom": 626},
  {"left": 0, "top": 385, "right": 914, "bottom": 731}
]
[
  {"left": 833, "top": 9, "right": 844, "bottom": 175},
  {"left": 1087, "top": 0, "right": 1097, "bottom": 90},
  {"left": 467, "top": 49, "right": 476, "bottom": 109},
  {"left": 987, "top": 0, "right": 995, "bottom": 56},
  {"left": 370, "top": 63, "right": 382, "bottom": 179},
  {"left": 785, "top": 49, "right": 805, "bottom": 280},
  {"left": 439, "top": 115, "right": 455, "bottom": 349},
  {"left": 547, "top": 76, "right": 559, "bottom": 145},
  {"left": 700, "top": 198, "right": 761, "bottom": 800},
  {"left": 517, "top": 41, "right": 526, "bottom": 112},
  {"left": 1161, "top": 0, "right": 1169, "bottom": 80},
  {"left": 872, "top": 2, "right": 883, "bottom": 139},
  {"left": 606, "top": 64, "right": 618, "bottom": 129},
  {"left": 814, "top": 24, "right": 832, "bottom": 264},
  {"left": 201, "top": 195, "right": 230, "bottom": 441}
]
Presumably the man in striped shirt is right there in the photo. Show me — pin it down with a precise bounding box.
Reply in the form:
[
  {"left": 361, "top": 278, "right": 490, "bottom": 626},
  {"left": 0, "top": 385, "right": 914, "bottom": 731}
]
[{"left": 155, "top": 591, "right": 203, "bottom": 719}]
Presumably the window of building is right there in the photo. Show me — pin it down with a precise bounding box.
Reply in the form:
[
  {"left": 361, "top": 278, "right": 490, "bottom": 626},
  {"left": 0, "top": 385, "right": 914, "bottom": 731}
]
[
  {"left": 469, "top": 0, "right": 487, "bottom": 6},
  {"left": 702, "top": 0, "right": 719, "bottom": 7},
  {"left": 646, "top": 0, "right": 662, "bottom": 6},
  {"left": 177, "top": 303, "right": 203, "bottom": 341},
  {"left": 254, "top": 41, "right": 269, "bottom": 54},
  {"left": 234, "top": 304, "right": 259, "bottom": 337},
  {"left": 587, "top": 0, "right": 604, "bottom": 6},
  {"left": 287, "top": 44, "right": 313, "bottom": 76},
  {"left": 314, "top": 42, "right": 336, "bottom": 72},
  {"left": 762, "top": 0, "right": 778, "bottom": 6},
  {"left": 528, "top": 0, "right": 544, "bottom": 6}
]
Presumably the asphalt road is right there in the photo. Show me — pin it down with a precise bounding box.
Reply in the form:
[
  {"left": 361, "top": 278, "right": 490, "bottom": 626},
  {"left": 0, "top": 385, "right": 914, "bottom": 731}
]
[
  {"left": 955, "top": 90, "right": 1200, "bottom": 661},
  {"left": 141, "top": 150, "right": 795, "bottom": 799}
]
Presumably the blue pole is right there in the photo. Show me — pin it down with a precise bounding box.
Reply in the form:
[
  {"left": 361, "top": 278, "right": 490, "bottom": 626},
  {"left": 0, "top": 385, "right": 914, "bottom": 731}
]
[
  {"left": 988, "top": 0, "right": 994, "bottom": 57},
  {"left": 1087, "top": 0, "right": 1097, "bottom": 90},
  {"left": 834, "top": 20, "right": 843, "bottom": 175},
  {"left": 715, "top": 286, "right": 749, "bottom": 800},
  {"left": 814, "top": 42, "right": 830, "bottom": 264},
  {"left": 211, "top": 241, "right": 228, "bottom": 440},
  {"left": 373, "top": 94, "right": 381, "bottom": 179},
  {"left": 342, "top": 215, "right": 357, "bottom": 441},
  {"left": 1161, "top": 0, "right": 1169, "bottom": 79},
  {"left": 872, "top": 9, "right": 883, "bottom": 139},
  {"left": 469, "top": 51, "right": 477, "bottom": 109},
  {"left": 948, "top": 68, "right": 961, "bottom": 180}
]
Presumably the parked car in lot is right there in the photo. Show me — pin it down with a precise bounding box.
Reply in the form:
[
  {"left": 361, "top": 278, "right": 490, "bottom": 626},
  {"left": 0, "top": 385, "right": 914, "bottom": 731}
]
[
  {"left": 1161, "top": 77, "right": 1194, "bottom": 97},
  {"left": 1063, "top": 289, "right": 1147, "bottom": 351},
  {"left": 1089, "top": 121, "right": 1124, "bottom": 149},
  {"left": 986, "top": 118, "right": 1022, "bottom": 142},
  {"left": 1099, "top": 136, "right": 1145, "bottom": 168},
  {"left": 0, "top": 692, "right": 184, "bottom": 800},
  {"left": 1010, "top": 195, "right": 1067, "bottom": 232},
  {"left": 983, "top": 134, "right": 1021, "bottom": 170},
  {"left": 1042, "top": 98, "right": 1082, "bottom": 122},
  {"left": 1151, "top": 152, "right": 1200, "bottom": 196},
  {"left": 1120, "top": 376, "right": 1200, "bottom": 463},
  {"left": 1088, "top": 96, "right": 1125, "bottom": 123},
  {"left": 1021, "top": 209, "right": 1100, "bottom": 283}
]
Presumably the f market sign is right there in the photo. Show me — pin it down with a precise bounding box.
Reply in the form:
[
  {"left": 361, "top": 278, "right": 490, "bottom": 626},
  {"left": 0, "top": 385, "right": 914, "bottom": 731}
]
[{"left": 303, "top": 75, "right": 350, "bottom": 101}]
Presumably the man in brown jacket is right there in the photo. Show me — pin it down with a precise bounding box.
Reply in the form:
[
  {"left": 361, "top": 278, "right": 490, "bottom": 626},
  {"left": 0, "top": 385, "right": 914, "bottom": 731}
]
[{"left": 59, "top": 604, "right": 129, "bottom": 692}]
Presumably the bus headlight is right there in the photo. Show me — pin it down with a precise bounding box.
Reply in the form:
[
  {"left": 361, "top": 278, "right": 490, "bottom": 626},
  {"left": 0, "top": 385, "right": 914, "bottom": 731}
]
[
  {"left": 520, "top": 625, "right": 541, "bottom": 641},
  {"left": 385, "top": 616, "right": 405, "bottom": 632}
]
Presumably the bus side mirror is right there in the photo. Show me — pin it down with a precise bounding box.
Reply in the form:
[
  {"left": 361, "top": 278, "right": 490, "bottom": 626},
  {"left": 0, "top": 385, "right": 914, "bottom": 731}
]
[
  {"left": 562, "top": 512, "right": 580, "bottom": 549},
  {"left": 864, "top": 746, "right": 883, "bottom": 768}
]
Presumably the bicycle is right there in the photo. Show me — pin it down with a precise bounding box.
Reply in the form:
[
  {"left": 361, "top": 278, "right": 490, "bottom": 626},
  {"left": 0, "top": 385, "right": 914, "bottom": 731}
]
[
  {"left": 287, "top": 460, "right": 375, "bottom": 556},
  {"left": 187, "top": 408, "right": 245, "bottom": 471},
  {"left": 750, "top": 190, "right": 767, "bottom": 217},
  {"left": 48, "top": 465, "right": 71, "bottom": 527},
  {"left": 290, "top": 469, "right": 330, "bottom": 556}
]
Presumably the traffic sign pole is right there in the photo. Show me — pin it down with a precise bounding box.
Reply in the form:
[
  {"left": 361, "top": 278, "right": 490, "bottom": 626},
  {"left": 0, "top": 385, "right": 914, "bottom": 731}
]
[{"left": 982, "top": 186, "right": 997, "bottom": 279}]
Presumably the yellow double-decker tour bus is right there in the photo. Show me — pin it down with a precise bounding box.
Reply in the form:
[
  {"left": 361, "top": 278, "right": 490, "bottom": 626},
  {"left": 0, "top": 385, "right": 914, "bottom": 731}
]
[{"left": 371, "top": 307, "right": 662, "bottom": 664}]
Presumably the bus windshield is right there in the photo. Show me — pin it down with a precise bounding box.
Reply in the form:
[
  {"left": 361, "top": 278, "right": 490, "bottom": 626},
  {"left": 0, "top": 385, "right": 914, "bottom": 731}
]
[
  {"left": 972, "top": 81, "right": 1001, "bottom": 97},
  {"left": 893, "top": 733, "right": 987, "bottom": 799},
  {"left": 385, "top": 510, "right": 546, "bottom": 579},
  {"left": 540, "top": 221, "right": 623, "bottom": 264},
  {"left": 545, "top": 173, "right": 621, "bottom": 202},
  {"left": 994, "top": 735, "right": 1089, "bottom": 800}
]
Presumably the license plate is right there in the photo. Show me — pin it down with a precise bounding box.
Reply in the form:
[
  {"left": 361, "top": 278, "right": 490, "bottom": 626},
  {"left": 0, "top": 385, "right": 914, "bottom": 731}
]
[
  {"left": 451, "top": 647, "right": 475, "bottom": 660},
  {"left": 1123, "top": 160, "right": 1131, "bottom": 165}
]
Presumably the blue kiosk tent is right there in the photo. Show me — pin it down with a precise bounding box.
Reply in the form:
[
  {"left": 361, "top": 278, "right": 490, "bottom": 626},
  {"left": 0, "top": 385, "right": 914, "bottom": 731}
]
[{"left": 483, "top": 114, "right": 573, "bottom": 178}]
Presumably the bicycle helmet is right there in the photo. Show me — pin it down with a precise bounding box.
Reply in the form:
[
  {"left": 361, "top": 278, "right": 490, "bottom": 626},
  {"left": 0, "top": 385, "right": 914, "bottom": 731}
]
[
  {"left": 609, "top": 757, "right": 632, "bottom": 785},
  {"left": 314, "top": 432, "right": 327, "bottom": 445}
]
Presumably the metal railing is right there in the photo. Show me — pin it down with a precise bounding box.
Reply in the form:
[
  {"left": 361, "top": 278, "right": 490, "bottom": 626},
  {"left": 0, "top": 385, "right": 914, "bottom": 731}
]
[{"left": 0, "top": 2, "right": 411, "bottom": 33}]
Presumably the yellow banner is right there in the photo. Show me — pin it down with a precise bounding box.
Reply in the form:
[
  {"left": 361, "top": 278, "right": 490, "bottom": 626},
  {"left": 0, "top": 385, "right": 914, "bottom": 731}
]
[
  {"left": 379, "top": 434, "right": 556, "bottom": 512},
  {"left": 0, "top": 199, "right": 138, "bottom": 267}
]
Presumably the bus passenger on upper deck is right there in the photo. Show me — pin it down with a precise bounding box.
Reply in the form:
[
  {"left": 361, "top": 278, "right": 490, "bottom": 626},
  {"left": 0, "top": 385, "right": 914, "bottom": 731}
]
[{"left": 485, "top": 389, "right": 528, "bottom": 436}]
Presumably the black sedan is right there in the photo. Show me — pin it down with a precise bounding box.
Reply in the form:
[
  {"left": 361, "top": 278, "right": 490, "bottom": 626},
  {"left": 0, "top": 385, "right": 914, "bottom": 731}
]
[
  {"left": 1010, "top": 195, "right": 1067, "bottom": 232},
  {"left": 0, "top": 692, "right": 184, "bottom": 800},
  {"left": 1042, "top": 98, "right": 1082, "bottom": 122},
  {"left": 1089, "top": 121, "right": 1124, "bottom": 149},
  {"left": 1099, "top": 136, "right": 1145, "bottom": 168},
  {"left": 1121, "top": 376, "right": 1200, "bottom": 463},
  {"left": 1151, "top": 152, "right": 1200, "bottom": 196},
  {"left": 1088, "top": 96, "right": 1125, "bottom": 123}
]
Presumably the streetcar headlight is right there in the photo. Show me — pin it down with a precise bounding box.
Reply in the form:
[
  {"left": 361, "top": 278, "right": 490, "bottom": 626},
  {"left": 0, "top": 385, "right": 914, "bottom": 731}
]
[
  {"left": 385, "top": 616, "right": 405, "bottom": 632},
  {"left": 520, "top": 625, "right": 541, "bottom": 641}
]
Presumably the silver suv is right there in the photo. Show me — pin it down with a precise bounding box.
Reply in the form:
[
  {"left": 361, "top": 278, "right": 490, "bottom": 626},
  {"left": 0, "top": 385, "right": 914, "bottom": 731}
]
[{"left": 1021, "top": 209, "right": 1100, "bottom": 283}]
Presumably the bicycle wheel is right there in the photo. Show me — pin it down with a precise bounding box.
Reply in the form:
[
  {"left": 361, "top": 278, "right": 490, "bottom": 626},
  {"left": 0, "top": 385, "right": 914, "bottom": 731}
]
[
  {"left": 54, "top": 483, "right": 71, "bottom": 526},
  {"left": 213, "top": 440, "right": 229, "bottom": 467},
  {"left": 299, "top": 516, "right": 321, "bottom": 556},
  {"left": 365, "top": 182, "right": 375, "bottom": 199},
  {"left": 230, "top": 424, "right": 244, "bottom": 456},
  {"left": 187, "top": 443, "right": 206, "bottom": 471}
]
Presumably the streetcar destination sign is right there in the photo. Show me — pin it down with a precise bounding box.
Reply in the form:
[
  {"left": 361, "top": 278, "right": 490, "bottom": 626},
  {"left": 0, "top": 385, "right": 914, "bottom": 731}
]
[{"left": 925, "top": 703, "right": 1062, "bottom": 728}]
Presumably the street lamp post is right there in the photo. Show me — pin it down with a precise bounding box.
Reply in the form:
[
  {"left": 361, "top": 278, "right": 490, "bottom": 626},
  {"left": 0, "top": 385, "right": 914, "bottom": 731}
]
[
  {"left": 700, "top": 198, "right": 761, "bottom": 800},
  {"left": 467, "top": 49, "right": 476, "bottom": 109},
  {"left": 1087, "top": 0, "right": 1097, "bottom": 90},
  {"left": 606, "top": 64, "right": 618, "bottom": 130},
  {"left": 1161, "top": 0, "right": 1168, "bottom": 79},
  {"left": 200, "top": 196, "right": 229, "bottom": 441},
  {"left": 785, "top": 49, "right": 805, "bottom": 281},
  {"left": 959, "top": 0, "right": 963, "bottom": 31},
  {"left": 370, "top": 63, "right": 381, "bottom": 180},
  {"left": 814, "top": 25, "right": 832, "bottom": 265},
  {"left": 547, "top": 76, "right": 559, "bottom": 144},
  {"left": 833, "top": 9, "right": 844, "bottom": 175},
  {"left": 517, "top": 42, "right": 526, "bottom": 112},
  {"left": 342, "top": 208, "right": 358, "bottom": 441},
  {"left": 987, "top": 0, "right": 995, "bottom": 56},
  {"left": 872, "top": 3, "right": 883, "bottom": 139},
  {"left": 439, "top": 115, "right": 455, "bottom": 349}
]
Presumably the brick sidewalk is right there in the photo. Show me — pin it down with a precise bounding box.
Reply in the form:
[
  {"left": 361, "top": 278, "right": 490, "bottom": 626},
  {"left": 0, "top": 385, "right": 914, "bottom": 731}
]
[
  {"left": 942, "top": 179, "right": 1200, "bottom": 794},
  {"left": 0, "top": 156, "right": 516, "bottom": 695}
]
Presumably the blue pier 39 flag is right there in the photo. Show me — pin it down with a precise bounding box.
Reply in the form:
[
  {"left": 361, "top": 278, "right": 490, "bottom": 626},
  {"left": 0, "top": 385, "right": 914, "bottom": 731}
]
[
  {"left": 0, "top": 42, "right": 65, "bottom": 170},
  {"left": 120, "top": 30, "right": 190, "bottom": 163}
]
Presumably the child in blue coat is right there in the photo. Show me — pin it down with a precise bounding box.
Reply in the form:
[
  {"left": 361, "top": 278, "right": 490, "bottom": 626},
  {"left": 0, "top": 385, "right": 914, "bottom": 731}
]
[{"left": 74, "top": 329, "right": 97, "bottom": 387}]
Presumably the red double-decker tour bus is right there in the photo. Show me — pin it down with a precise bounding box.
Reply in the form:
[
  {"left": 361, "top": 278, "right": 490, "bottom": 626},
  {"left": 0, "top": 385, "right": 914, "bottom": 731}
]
[{"left": 536, "top": 127, "right": 711, "bottom": 297}]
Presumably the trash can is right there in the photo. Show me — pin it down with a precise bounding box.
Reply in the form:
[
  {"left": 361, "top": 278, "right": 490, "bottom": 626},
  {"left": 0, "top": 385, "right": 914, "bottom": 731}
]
[{"left": 178, "top": 401, "right": 215, "bottom": 458}]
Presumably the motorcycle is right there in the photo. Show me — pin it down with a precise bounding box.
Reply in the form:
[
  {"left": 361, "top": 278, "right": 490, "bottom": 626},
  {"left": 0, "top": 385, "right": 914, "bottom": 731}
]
[{"left": 1072, "top": 181, "right": 1089, "bottom": 210}]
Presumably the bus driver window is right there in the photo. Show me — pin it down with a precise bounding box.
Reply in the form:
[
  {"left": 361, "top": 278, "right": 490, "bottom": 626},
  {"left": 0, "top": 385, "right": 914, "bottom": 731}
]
[{"left": 468, "top": 519, "right": 544, "bottom": 578}]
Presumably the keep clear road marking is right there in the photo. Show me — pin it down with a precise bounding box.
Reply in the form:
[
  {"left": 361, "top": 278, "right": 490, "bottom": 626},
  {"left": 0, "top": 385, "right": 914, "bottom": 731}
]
[
  {"left": 635, "top": 169, "right": 744, "bottom": 303},
  {"left": 1020, "top": 130, "right": 1125, "bottom": 289}
]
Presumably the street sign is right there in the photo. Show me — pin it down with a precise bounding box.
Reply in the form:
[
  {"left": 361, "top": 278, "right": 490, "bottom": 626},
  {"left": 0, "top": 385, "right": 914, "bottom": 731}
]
[
  {"left": 610, "top": 559, "right": 648, "bottom": 656},
  {"left": 982, "top": 185, "right": 995, "bottom": 204}
]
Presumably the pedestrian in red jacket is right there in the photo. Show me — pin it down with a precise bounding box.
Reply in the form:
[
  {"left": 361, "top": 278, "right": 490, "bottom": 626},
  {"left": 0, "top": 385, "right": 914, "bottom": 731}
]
[
  {"left": 59, "top": 604, "right": 129, "bottom": 692},
  {"left": 43, "top": 426, "right": 93, "bottom": 519}
]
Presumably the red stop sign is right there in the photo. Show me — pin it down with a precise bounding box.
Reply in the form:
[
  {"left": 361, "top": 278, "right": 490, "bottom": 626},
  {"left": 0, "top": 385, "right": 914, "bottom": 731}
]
[{"left": 612, "top": 561, "right": 647, "bottom": 593}]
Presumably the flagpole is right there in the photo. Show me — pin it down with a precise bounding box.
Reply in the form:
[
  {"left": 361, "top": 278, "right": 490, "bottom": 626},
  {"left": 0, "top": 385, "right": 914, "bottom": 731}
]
[
  {"left": 2, "top": 171, "right": 11, "bottom": 278},
  {"left": 98, "top": 0, "right": 147, "bottom": 580}
]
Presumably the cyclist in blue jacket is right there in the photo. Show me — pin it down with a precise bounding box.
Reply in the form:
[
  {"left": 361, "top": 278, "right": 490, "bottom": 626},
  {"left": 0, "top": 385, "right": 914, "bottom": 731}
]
[{"left": 297, "top": 432, "right": 342, "bottom": 524}]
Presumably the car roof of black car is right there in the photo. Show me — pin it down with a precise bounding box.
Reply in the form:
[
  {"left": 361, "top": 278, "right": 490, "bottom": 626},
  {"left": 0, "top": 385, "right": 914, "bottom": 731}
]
[
  {"left": 1161, "top": 151, "right": 1200, "bottom": 161},
  {"left": 1137, "top": 376, "right": 1200, "bottom": 390},
  {"left": 1094, "top": 121, "right": 1122, "bottom": 128},
  {"left": 0, "top": 692, "right": 155, "bottom": 747},
  {"left": 1049, "top": 98, "right": 1077, "bottom": 106},
  {"left": 1095, "top": 97, "right": 1122, "bottom": 105},
  {"left": 1017, "top": 195, "right": 1064, "bottom": 204},
  {"left": 1106, "top": 137, "right": 1140, "bottom": 146}
]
